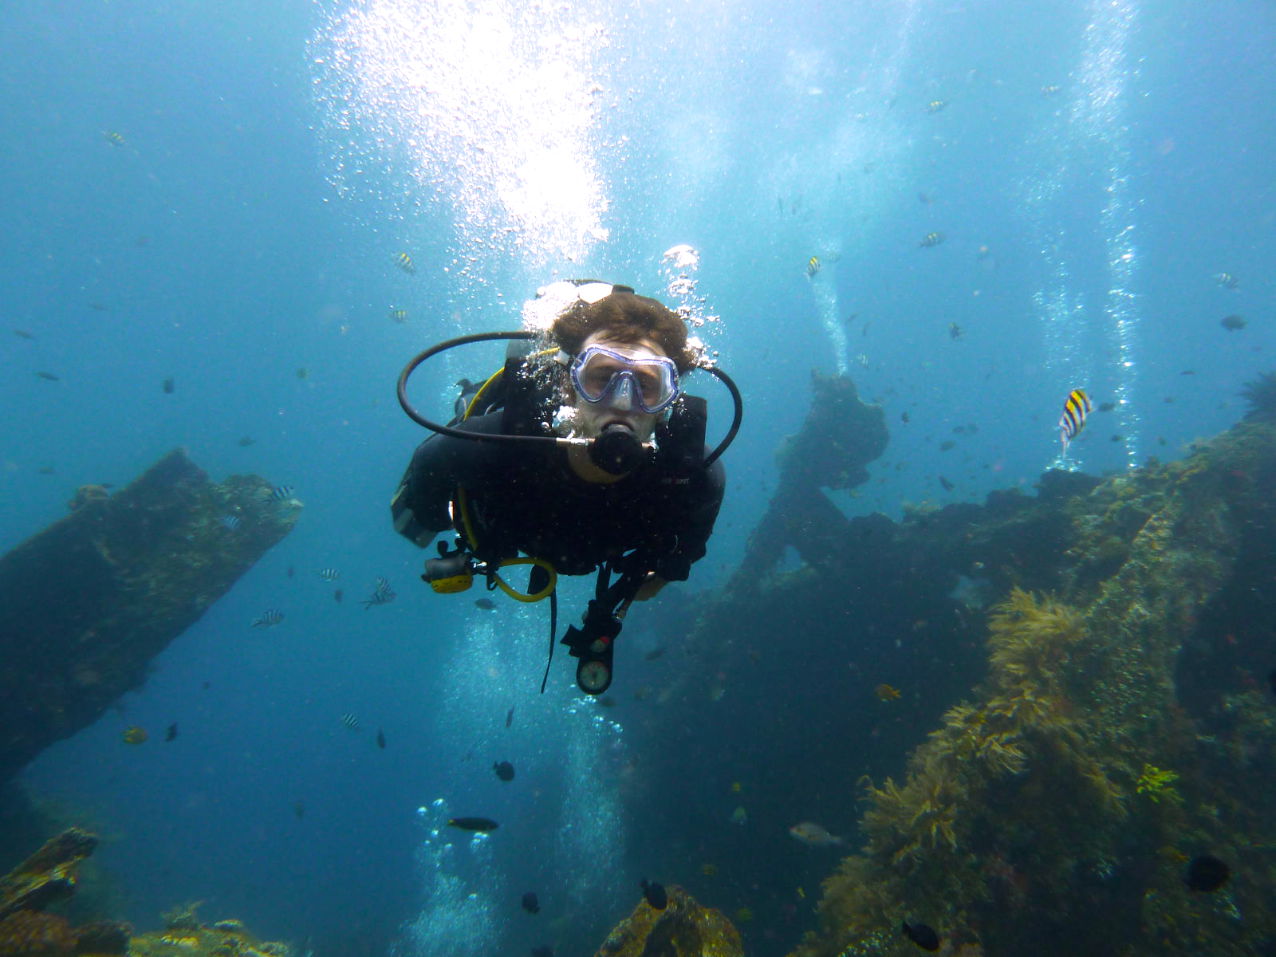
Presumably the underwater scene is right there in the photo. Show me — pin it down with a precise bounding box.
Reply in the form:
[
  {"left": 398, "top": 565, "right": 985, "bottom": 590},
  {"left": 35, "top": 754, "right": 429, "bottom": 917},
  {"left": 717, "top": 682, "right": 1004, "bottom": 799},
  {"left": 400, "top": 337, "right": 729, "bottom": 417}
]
[{"left": 2, "top": 0, "right": 1275, "bottom": 955}]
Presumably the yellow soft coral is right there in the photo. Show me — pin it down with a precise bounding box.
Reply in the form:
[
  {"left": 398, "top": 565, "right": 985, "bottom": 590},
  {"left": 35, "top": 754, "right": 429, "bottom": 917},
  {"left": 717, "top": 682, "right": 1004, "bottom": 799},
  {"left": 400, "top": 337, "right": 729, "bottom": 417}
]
[{"left": 1134, "top": 763, "right": 1181, "bottom": 804}]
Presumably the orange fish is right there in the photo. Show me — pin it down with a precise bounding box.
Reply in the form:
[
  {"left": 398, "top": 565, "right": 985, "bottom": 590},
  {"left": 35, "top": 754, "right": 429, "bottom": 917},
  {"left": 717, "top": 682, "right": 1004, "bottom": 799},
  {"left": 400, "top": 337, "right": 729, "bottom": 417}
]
[
  {"left": 875, "top": 683, "right": 902, "bottom": 702},
  {"left": 121, "top": 726, "right": 148, "bottom": 745}
]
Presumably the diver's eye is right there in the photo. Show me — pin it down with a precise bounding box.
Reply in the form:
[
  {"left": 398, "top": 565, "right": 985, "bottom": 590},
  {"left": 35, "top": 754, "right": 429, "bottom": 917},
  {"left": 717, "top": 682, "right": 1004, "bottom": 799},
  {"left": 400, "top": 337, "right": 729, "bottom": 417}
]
[{"left": 634, "top": 367, "right": 664, "bottom": 403}]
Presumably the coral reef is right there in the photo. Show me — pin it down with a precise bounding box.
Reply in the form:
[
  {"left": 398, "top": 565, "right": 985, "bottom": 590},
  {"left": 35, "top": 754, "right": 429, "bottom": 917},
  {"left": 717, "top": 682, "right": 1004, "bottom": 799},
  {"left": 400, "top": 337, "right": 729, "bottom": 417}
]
[
  {"left": 0, "top": 828, "right": 130, "bottom": 955},
  {"left": 129, "top": 902, "right": 296, "bottom": 957},
  {"left": 594, "top": 884, "right": 743, "bottom": 957},
  {"left": 0, "top": 449, "right": 300, "bottom": 787},
  {"left": 785, "top": 413, "right": 1276, "bottom": 956}
]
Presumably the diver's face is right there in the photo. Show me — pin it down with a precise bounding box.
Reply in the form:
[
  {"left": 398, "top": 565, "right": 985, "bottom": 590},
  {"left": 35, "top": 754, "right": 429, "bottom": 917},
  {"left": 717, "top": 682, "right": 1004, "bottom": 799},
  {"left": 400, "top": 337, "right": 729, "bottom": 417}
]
[{"left": 568, "top": 332, "right": 668, "bottom": 442}]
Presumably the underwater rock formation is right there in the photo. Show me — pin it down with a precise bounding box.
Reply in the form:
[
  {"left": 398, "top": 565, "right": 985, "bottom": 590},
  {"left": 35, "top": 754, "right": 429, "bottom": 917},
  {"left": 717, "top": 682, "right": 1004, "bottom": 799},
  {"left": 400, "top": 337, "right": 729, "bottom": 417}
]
[
  {"left": 594, "top": 883, "right": 743, "bottom": 957},
  {"left": 0, "top": 449, "right": 300, "bottom": 785},
  {"left": 0, "top": 827, "right": 130, "bottom": 955}
]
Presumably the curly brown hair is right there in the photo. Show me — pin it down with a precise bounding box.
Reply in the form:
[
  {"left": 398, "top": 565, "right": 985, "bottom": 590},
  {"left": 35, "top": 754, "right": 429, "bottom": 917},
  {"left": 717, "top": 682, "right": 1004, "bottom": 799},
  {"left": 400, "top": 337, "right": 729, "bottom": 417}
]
[{"left": 551, "top": 291, "right": 698, "bottom": 374}]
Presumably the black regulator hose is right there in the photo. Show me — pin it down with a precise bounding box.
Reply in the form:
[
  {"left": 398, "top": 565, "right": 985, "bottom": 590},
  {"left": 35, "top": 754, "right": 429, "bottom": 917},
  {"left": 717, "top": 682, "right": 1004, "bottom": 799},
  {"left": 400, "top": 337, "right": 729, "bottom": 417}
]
[{"left": 396, "top": 330, "right": 743, "bottom": 465}]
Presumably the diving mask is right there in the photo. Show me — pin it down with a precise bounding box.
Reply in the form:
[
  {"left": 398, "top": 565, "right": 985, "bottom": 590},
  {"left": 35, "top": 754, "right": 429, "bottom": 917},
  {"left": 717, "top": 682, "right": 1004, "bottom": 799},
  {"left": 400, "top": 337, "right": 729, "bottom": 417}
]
[{"left": 568, "top": 345, "right": 681, "bottom": 414}]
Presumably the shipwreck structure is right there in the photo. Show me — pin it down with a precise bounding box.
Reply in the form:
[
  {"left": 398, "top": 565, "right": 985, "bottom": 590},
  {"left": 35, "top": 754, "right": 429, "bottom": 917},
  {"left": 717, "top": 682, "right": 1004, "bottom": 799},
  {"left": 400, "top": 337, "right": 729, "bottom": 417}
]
[
  {"left": 0, "top": 450, "right": 299, "bottom": 787},
  {"left": 631, "top": 371, "right": 1276, "bottom": 957}
]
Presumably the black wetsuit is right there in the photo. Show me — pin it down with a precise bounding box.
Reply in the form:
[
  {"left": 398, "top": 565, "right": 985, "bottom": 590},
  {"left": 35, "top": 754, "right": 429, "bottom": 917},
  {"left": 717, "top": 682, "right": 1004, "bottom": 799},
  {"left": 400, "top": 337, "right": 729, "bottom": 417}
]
[{"left": 393, "top": 411, "right": 725, "bottom": 581}]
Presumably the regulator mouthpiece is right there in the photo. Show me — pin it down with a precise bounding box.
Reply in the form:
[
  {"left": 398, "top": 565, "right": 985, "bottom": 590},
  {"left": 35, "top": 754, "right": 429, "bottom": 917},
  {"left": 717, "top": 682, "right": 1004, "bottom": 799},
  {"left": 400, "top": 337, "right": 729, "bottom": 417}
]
[{"left": 590, "top": 424, "right": 647, "bottom": 475}]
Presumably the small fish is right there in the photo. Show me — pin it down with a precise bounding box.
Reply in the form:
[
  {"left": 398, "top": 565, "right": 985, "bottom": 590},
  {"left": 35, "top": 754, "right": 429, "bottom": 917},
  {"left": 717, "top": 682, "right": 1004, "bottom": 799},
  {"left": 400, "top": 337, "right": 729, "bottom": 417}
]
[
  {"left": 447, "top": 816, "right": 500, "bottom": 832},
  {"left": 919, "top": 232, "right": 945, "bottom": 248},
  {"left": 806, "top": 256, "right": 821, "bottom": 277},
  {"left": 730, "top": 806, "right": 748, "bottom": 825},
  {"left": 474, "top": 597, "right": 496, "bottom": 611},
  {"left": 376, "top": 728, "right": 386, "bottom": 749},
  {"left": 875, "top": 683, "right": 902, "bottom": 701},
  {"left": 901, "top": 411, "right": 910, "bottom": 423},
  {"left": 644, "top": 646, "right": 667, "bottom": 661},
  {"left": 1059, "top": 388, "right": 1091, "bottom": 453},
  {"left": 789, "top": 821, "right": 844, "bottom": 846},
  {"left": 219, "top": 514, "right": 241, "bottom": 531},
  {"left": 164, "top": 723, "right": 178, "bottom": 742},
  {"left": 493, "top": 760, "right": 515, "bottom": 782},
  {"left": 1041, "top": 84, "right": 1061, "bottom": 96},
  {"left": 13, "top": 329, "right": 34, "bottom": 340},
  {"left": 333, "top": 589, "right": 344, "bottom": 603},
  {"left": 361, "top": 577, "right": 396, "bottom": 609},
  {"left": 505, "top": 707, "right": 514, "bottom": 729},
  {"left": 390, "top": 308, "right": 409, "bottom": 323},
  {"left": 162, "top": 377, "right": 175, "bottom": 394},
  {"left": 121, "top": 726, "right": 148, "bottom": 745},
  {"left": 521, "top": 892, "right": 540, "bottom": 914},
  {"left": 102, "top": 130, "right": 126, "bottom": 146},
  {"left": 296, "top": 367, "right": 309, "bottom": 380},
  {"left": 1185, "top": 855, "right": 1229, "bottom": 892},
  {"left": 938, "top": 476, "right": 955, "bottom": 492},
  {"left": 1213, "top": 271, "right": 1238, "bottom": 289},
  {"left": 36, "top": 371, "right": 60, "bottom": 381},
  {"left": 252, "top": 609, "right": 284, "bottom": 628},
  {"left": 237, "top": 436, "right": 256, "bottom": 447},
  {"left": 287, "top": 565, "right": 295, "bottom": 578},
  {"left": 1220, "top": 314, "right": 1246, "bottom": 331},
  {"left": 341, "top": 712, "right": 360, "bottom": 730},
  {"left": 640, "top": 879, "right": 668, "bottom": 910},
  {"left": 293, "top": 801, "right": 306, "bottom": 820},
  {"left": 926, "top": 99, "right": 947, "bottom": 113},
  {"left": 395, "top": 251, "right": 417, "bottom": 275},
  {"left": 1098, "top": 401, "right": 1116, "bottom": 413},
  {"left": 902, "top": 920, "right": 941, "bottom": 951},
  {"left": 87, "top": 302, "right": 109, "bottom": 312},
  {"left": 268, "top": 485, "right": 295, "bottom": 502},
  {"left": 939, "top": 440, "right": 956, "bottom": 451},
  {"left": 948, "top": 322, "right": 962, "bottom": 339},
  {"left": 317, "top": 568, "right": 340, "bottom": 582}
]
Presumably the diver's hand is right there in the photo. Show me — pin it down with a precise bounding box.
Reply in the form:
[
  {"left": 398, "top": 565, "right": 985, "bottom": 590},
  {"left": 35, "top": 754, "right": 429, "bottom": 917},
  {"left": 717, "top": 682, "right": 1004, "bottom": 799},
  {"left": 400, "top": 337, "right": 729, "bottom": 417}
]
[{"left": 633, "top": 574, "right": 667, "bottom": 601}]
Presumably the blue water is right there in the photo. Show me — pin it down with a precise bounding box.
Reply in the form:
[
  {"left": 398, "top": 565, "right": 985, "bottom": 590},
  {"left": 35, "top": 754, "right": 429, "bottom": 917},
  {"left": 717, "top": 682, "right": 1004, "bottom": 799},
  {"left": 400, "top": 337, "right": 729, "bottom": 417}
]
[{"left": 3, "top": 1, "right": 1274, "bottom": 955}]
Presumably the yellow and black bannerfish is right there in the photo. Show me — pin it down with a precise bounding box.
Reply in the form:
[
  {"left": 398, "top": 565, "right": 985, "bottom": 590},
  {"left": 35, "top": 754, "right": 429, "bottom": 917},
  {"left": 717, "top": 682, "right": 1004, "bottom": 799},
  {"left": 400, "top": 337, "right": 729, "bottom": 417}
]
[
  {"left": 919, "top": 231, "right": 945, "bottom": 248},
  {"left": 102, "top": 130, "right": 126, "bottom": 147},
  {"left": 926, "top": 99, "right": 948, "bottom": 114},
  {"left": 806, "top": 256, "right": 821, "bottom": 278},
  {"left": 1059, "top": 388, "right": 1092, "bottom": 452},
  {"left": 395, "top": 252, "right": 416, "bottom": 275}
]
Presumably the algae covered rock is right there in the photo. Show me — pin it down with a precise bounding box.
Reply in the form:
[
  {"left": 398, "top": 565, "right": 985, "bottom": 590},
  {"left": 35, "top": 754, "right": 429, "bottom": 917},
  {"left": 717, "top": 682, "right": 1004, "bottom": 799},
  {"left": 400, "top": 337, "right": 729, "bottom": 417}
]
[{"left": 595, "top": 884, "right": 743, "bottom": 957}]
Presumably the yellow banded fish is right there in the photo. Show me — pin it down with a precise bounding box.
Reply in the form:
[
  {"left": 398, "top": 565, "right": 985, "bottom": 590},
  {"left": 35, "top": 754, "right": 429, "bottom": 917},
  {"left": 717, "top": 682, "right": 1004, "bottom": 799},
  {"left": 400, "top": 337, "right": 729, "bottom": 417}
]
[
  {"left": 395, "top": 252, "right": 416, "bottom": 275},
  {"left": 806, "top": 256, "right": 821, "bottom": 277},
  {"left": 1059, "top": 388, "right": 1092, "bottom": 452},
  {"left": 926, "top": 99, "right": 948, "bottom": 113},
  {"left": 919, "top": 232, "right": 945, "bottom": 248}
]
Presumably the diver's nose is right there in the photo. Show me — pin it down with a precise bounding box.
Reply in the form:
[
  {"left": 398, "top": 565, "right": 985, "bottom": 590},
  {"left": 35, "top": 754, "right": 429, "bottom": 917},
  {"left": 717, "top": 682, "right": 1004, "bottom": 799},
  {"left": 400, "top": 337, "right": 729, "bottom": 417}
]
[{"left": 609, "top": 374, "right": 634, "bottom": 411}]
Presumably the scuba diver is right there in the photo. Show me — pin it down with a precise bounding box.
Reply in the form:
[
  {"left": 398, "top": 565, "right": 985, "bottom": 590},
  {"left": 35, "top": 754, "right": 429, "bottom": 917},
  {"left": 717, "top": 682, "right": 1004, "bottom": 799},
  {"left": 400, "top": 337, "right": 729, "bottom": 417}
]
[{"left": 390, "top": 280, "right": 740, "bottom": 695}]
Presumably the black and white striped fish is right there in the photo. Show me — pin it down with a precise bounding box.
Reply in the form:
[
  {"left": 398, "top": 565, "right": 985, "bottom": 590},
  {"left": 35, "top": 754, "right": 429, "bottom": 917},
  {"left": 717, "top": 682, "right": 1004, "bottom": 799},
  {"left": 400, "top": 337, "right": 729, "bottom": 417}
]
[
  {"left": 341, "top": 712, "right": 360, "bottom": 730},
  {"left": 1058, "top": 388, "right": 1092, "bottom": 453},
  {"left": 252, "top": 609, "right": 284, "bottom": 628},
  {"left": 268, "top": 485, "right": 295, "bottom": 502},
  {"left": 317, "top": 568, "right": 340, "bottom": 582},
  {"left": 361, "top": 577, "right": 396, "bottom": 609}
]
